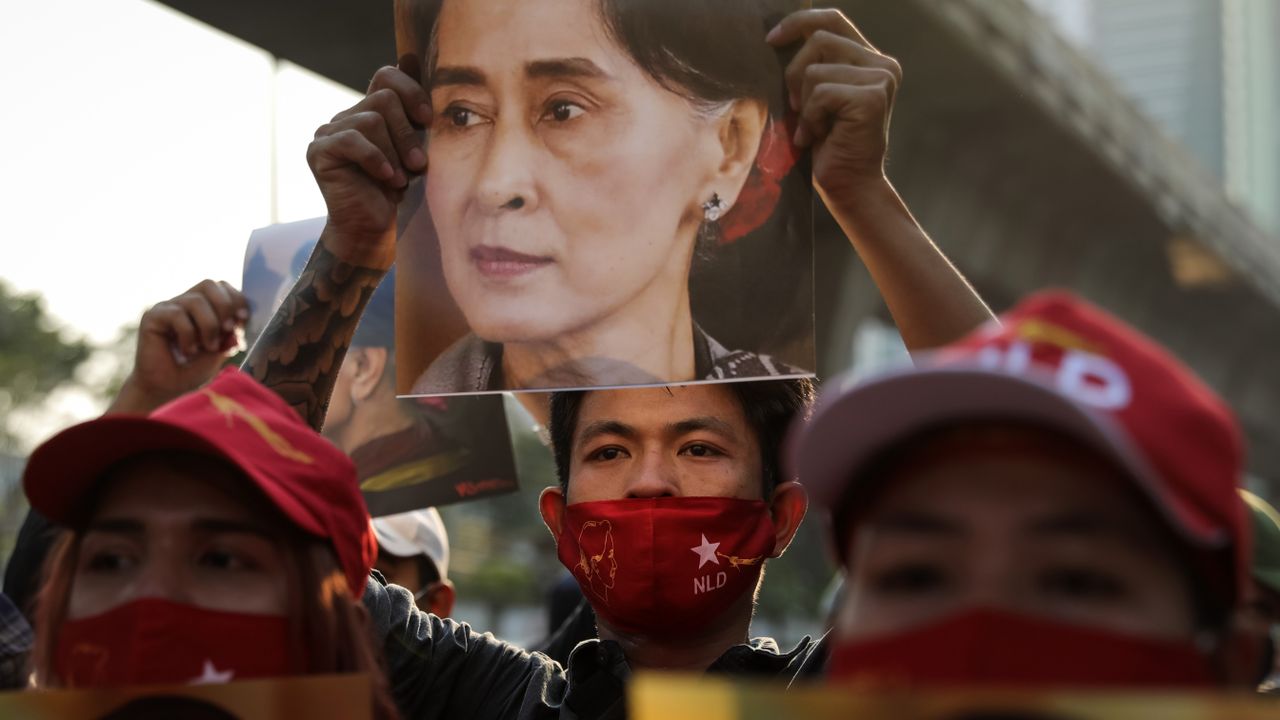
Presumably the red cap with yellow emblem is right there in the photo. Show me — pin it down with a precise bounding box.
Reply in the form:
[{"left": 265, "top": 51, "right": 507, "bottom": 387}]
[
  {"left": 791, "top": 290, "right": 1248, "bottom": 605},
  {"left": 23, "top": 367, "right": 376, "bottom": 595}
]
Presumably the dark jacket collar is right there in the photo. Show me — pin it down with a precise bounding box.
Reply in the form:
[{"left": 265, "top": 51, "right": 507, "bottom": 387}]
[{"left": 559, "top": 636, "right": 819, "bottom": 719}]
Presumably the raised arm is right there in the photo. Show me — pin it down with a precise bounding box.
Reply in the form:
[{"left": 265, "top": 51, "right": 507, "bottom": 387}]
[
  {"left": 108, "top": 280, "right": 249, "bottom": 415},
  {"left": 242, "top": 238, "right": 386, "bottom": 429},
  {"left": 768, "top": 9, "right": 994, "bottom": 353},
  {"left": 243, "top": 64, "right": 430, "bottom": 430}
]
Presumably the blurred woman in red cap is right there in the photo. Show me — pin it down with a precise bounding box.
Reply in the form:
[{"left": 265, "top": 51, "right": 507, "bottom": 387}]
[{"left": 18, "top": 282, "right": 397, "bottom": 719}]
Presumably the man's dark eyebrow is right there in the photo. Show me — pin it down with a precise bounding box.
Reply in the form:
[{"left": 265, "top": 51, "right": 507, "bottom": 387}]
[
  {"left": 84, "top": 518, "right": 144, "bottom": 536},
  {"left": 866, "top": 511, "right": 963, "bottom": 537},
  {"left": 576, "top": 420, "right": 637, "bottom": 448},
  {"left": 526, "top": 57, "right": 612, "bottom": 82},
  {"left": 85, "top": 518, "right": 274, "bottom": 539},
  {"left": 1027, "top": 512, "right": 1130, "bottom": 539},
  {"left": 193, "top": 519, "right": 275, "bottom": 539},
  {"left": 430, "top": 66, "right": 487, "bottom": 90},
  {"left": 668, "top": 416, "right": 740, "bottom": 443}
]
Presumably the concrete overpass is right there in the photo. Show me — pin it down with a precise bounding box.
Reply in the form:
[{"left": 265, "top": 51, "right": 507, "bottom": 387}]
[
  {"left": 821, "top": 0, "right": 1280, "bottom": 489},
  {"left": 157, "top": 0, "right": 1280, "bottom": 490}
]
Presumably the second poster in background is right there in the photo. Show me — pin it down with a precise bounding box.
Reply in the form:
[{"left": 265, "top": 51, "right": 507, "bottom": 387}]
[
  {"left": 243, "top": 218, "right": 519, "bottom": 516},
  {"left": 393, "top": 0, "right": 815, "bottom": 396}
]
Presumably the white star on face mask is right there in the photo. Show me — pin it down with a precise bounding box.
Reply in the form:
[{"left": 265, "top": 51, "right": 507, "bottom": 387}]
[
  {"left": 690, "top": 534, "right": 721, "bottom": 569},
  {"left": 190, "top": 660, "right": 235, "bottom": 685}
]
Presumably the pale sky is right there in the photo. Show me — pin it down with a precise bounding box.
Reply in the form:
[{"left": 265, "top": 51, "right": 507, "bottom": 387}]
[
  {"left": 0, "top": 0, "right": 361, "bottom": 446},
  {"left": 1026, "top": 0, "right": 1095, "bottom": 47}
]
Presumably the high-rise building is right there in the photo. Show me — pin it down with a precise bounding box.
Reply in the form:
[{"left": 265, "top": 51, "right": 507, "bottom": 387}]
[
  {"left": 1223, "top": 0, "right": 1280, "bottom": 235},
  {"left": 1030, "top": 0, "right": 1225, "bottom": 176},
  {"left": 1029, "top": 0, "right": 1280, "bottom": 236}
]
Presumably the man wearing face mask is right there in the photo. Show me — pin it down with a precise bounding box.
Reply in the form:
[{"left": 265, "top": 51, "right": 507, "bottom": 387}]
[
  {"left": 373, "top": 508, "right": 455, "bottom": 617},
  {"left": 793, "top": 291, "right": 1260, "bottom": 689},
  {"left": 536, "top": 383, "right": 812, "bottom": 673},
  {"left": 343, "top": 380, "right": 816, "bottom": 719}
]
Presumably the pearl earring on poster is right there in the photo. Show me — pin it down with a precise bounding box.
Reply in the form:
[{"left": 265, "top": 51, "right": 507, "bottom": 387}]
[{"left": 702, "top": 193, "right": 729, "bottom": 223}]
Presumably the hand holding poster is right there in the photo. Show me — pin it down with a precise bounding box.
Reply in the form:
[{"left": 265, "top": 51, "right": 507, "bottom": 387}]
[
  {"left": 243, "top": 220, "right": 519, "bottom": 513},
  {"left": 392, "top": 0, "right": 815, "bottom": 396}
]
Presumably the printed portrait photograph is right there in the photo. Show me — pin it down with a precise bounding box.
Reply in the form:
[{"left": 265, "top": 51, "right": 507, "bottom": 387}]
[
  {"left": 393, "top": 0, "right": 816, "bottom": 396},
  {"left": 243, "top": 220, "right": 520, "bottom": 513}
]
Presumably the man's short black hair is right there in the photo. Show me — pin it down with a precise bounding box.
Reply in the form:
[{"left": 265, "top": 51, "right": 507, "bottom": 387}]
[{"left": 548, "top": 379, "right": 814, "bottom": 497}]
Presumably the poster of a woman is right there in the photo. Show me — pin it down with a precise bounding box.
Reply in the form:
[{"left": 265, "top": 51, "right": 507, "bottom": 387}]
[{"left": 394, "top": 0, "right": 814, "bottom": 395}]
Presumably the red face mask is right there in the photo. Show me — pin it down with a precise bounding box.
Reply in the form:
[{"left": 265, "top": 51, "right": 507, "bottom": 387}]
[
  {"left": 827, "top": 608, "right": 1218, "bottom": 689},
  {"left": 55, "top": 598, "right": 291, "bottom": 687},
  {"left": 556, "top": 497, "right": 777, "bottom": 639}
]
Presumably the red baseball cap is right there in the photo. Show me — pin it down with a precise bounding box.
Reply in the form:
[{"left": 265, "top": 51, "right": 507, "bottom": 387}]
[
  {"left": 791, "top": 291, "right": 1248, "bottom": 604},
  {"left": 23, "top": 367, "right": 377, "bottom": 595}
]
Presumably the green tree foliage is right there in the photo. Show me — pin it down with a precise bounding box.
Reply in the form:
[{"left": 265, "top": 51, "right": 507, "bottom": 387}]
[
  {"left": 0, "top": 280, "right": 91, "bottom": 450},
  {"left": 440, "top": 398, "right": 563, "bottom": 617},
  {"left": 754, "top": 518, "right": 837, "bottom": 627}
]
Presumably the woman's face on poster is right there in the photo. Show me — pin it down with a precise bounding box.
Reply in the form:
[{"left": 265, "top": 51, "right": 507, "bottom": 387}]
[{"left": 425, "top": 0, "right": 743, "bottom": 344}]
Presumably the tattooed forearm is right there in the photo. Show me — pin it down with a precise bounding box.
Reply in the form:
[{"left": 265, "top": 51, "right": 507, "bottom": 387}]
[{"left": 242, "top": 241, "right": 386, "bottom": 430}]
